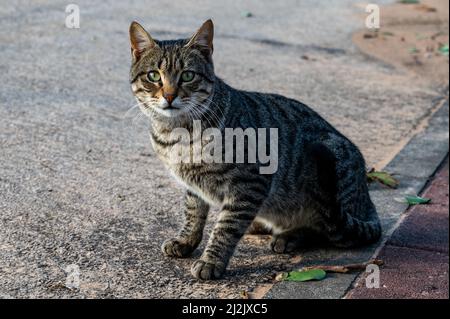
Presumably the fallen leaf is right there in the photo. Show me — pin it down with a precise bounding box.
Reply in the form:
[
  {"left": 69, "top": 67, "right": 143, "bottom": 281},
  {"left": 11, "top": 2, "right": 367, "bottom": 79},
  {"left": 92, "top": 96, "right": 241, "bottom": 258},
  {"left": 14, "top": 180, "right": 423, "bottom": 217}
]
[
  {"left": 363, "top": 32, "right": 378, "bottom": 39},
  {"left": 409, "top": 47, "right": 420, "bottom": 54},
  {"left": 284, "top": 269, "right": 327, "bottom": 282},
  {"left": 240, "top": 290, "right": 249, "bottom": 299},
  {"left": 367, "top": 170, "right": 400, "bottom": 188},
  {"left": 405, "top": 195, "right": 431, "bottom": 205},
  {"left": 275, "top": 272, "right": 288, "bottom": 281},
  {"left": 399, "top": 0, "right": 420, "bottom": 4},
  {"left": 382, "top": 31, "right": 395, "bottom": 37},
  {"left": 415, "top": 4, "right": 437, "bottom": 12},
  {"left": 241, "top": 11, "right": 253, "bottom": 18},
  {"left": 438, "top": 44, "right": 449, "bottom": 56}
]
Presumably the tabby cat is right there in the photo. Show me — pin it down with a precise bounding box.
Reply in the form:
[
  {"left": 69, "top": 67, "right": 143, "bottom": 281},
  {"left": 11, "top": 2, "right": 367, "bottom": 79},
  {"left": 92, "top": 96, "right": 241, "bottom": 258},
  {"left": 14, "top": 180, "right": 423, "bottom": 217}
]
[{"left": 129, "top": 20, "right": 381, "bottom": 280}]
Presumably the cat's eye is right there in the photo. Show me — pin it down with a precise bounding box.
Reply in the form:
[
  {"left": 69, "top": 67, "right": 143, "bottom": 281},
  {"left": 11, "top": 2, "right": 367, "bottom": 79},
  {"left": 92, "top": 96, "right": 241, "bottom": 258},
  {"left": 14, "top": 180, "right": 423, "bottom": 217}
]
[
  {"left": 181, "top": 71, "right": 195, "bottom": 82},
  {"left": 147, "top": 71, "right": 161, "bottom": 82}
]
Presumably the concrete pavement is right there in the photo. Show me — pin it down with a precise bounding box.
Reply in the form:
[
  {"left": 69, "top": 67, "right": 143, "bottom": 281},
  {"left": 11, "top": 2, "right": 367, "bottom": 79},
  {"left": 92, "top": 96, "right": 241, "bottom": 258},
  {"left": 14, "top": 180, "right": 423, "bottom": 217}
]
[{"left": 0, "top": 0, "right": 448, "bottom": 298}]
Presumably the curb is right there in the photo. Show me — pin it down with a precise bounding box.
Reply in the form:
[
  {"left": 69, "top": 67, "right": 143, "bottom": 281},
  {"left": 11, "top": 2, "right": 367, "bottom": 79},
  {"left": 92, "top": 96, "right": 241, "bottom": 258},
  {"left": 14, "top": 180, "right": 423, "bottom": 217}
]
[
  {"left": 263, "top": 100, "right": 449, "bottom": 299},
  {"left": 346, "top": 158, "right": 448, "bottom": 299}
]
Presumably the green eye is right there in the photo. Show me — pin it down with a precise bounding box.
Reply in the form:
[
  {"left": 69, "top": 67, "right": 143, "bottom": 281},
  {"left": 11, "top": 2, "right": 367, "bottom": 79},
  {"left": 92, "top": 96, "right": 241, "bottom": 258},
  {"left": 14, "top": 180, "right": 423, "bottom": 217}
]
[
  {"left": 147, "top": 71, "right": 161, "bottom": 82},
  {"left": 181, "top": 71, "right": 195, "bottom": 82}
]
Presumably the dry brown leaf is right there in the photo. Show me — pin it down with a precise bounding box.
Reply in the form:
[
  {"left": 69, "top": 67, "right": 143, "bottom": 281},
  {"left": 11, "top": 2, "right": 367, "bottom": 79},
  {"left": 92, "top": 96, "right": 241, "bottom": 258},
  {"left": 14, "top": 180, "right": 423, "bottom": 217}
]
[{"left": 240, "top": 290, "right": 249, "bottom": 299}]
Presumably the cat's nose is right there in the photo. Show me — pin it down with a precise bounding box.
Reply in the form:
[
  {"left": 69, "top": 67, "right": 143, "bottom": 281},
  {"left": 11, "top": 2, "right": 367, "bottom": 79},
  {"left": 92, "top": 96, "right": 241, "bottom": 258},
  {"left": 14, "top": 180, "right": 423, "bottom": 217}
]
[{"left": 164, "top": 93, "right": 177, "bottom": 105}]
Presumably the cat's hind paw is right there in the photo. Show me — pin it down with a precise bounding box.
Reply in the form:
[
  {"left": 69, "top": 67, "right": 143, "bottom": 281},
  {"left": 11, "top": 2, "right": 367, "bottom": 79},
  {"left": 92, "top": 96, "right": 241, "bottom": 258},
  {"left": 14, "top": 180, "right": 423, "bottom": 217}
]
[
  {"left": 161, "top": 238, "right": 195, "bottom": 258},
  {"left": 270, "top": 234, "right": 298, "bottom": 254},
  {"left": 191, "top": 259, "right": 225, "bottom": 280}
]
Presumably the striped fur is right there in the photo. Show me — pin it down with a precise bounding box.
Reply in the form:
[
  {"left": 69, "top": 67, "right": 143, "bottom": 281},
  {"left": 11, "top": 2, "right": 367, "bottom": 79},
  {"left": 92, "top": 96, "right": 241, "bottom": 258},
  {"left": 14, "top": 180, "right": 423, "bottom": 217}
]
[{"left": 129, "top": 20, "right": 382, "bottom": 280}]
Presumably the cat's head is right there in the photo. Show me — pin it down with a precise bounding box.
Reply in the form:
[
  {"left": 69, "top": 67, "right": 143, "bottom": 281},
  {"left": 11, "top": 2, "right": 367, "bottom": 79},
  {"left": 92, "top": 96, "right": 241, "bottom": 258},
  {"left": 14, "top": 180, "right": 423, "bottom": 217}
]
[{"left": 129, "top": 20, "right": 215, "bottom": 119}]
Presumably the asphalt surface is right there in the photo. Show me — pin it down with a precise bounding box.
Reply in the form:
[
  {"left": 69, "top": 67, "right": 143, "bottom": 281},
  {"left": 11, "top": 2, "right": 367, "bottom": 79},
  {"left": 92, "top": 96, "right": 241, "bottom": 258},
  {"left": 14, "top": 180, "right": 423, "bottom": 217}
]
[{"left": 0, "top": 0, "right": 447, "bottom": 298}]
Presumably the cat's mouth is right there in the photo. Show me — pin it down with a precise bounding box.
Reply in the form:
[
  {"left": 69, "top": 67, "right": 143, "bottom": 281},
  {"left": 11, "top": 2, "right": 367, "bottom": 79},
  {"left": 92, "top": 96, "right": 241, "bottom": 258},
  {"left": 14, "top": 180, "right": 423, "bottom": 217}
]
[
  {"left": 137, "top": 98, "right": 187, "bottom": 118},
  {"left": 152, "top": 104, "right": 187, "bottom": 118},
  {"left": 161, "top": 105, "right": 180, "bottom": 111}
]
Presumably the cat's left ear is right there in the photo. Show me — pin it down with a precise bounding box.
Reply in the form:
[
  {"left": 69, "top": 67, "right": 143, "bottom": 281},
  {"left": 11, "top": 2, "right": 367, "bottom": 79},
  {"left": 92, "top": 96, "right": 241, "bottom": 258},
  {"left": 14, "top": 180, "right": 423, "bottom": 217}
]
[{"left": 185, "top": 19, "right": 214, "bottom": 58}]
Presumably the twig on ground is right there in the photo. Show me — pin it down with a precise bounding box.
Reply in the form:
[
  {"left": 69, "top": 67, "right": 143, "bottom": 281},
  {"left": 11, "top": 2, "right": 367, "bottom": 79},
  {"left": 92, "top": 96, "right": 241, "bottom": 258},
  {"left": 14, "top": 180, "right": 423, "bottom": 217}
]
[{"left": 299, "top": 259, "right": 384, "bottom": 274}]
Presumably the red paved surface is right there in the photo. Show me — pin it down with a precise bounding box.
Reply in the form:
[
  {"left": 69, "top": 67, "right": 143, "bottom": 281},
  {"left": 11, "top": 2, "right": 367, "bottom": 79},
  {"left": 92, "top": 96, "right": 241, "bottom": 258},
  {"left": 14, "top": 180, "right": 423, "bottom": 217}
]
[{"left": 347, "top": 159, "right": 449, "bottom": 299}]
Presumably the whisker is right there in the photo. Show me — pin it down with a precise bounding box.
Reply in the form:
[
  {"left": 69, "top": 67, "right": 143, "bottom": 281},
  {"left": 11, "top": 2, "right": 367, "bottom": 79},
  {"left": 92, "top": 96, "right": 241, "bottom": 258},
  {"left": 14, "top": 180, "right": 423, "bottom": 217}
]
[
  {"left": 203, "top": 96, "right": 226, "bottom": 120},
  {"left": 123, "top": 102, "right": 142, "bottom": 119},
  {"left": 185, "top": 101, "right": 214, "bottom": 128},
  {"left": 189, "top": 99, "right": 225, "bottom": 129}
]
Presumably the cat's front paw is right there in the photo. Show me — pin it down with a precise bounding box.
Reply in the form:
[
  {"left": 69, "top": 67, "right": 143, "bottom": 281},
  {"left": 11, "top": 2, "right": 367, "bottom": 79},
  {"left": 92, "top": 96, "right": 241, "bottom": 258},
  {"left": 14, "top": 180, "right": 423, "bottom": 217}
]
[
  {"left": 191, "top": 259, "right": 225, "bottom": 280},
  {"left": 161, "top": 238, "right": 195, "bottom": 258}
]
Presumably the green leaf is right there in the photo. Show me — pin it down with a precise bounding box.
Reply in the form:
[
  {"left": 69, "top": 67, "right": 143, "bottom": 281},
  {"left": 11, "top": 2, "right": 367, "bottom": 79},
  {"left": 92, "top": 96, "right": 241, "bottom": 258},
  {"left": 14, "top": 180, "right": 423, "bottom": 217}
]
[
  {"left": 284, "top": 269, "right": 327, "bottom": 282},
  {"left": 241, "top": 11, "right": 253, "bottom": 18},
  {"left": 439, "top": 44, "right": 449, "bottom": 56},
  {"left": 367, "top": 171, "right": 400, "bottom": 188},
  {"left": 399, "top": 0, "right": 420, "bottom": 4},
  {"left": 405, "top": 195, "right": 431, "bottom": 205}
]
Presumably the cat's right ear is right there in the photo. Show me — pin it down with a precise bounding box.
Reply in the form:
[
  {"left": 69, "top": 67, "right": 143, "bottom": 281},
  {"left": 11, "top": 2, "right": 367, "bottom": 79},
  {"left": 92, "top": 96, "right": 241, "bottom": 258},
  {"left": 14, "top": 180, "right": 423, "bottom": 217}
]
[{"left": 129, "top": 21, "right": 157, "bottom": 61}]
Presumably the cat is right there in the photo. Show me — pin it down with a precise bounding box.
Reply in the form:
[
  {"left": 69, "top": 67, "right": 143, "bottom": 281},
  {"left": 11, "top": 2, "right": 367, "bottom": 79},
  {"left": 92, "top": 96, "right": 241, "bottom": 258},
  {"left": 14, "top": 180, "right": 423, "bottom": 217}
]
[{"left": 129, "top": 19, "right": 382, "bottom": 280}]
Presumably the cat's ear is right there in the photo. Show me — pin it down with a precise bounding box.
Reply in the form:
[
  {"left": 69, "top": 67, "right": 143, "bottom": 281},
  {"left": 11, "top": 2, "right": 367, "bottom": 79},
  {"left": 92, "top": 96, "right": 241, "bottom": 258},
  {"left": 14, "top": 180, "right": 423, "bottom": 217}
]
[
  {"left": 185, "top": 19, "right": 214, "bottom": 58},
  {"left": 129, "top": 21, "right": 158, "bottom": 60}
]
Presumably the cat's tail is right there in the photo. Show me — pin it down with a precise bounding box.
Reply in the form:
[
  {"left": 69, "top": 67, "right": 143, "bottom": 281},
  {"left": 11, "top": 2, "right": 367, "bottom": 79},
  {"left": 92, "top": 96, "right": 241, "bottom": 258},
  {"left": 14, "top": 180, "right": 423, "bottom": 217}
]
[
  {"left": 308, "top": 142, "right": 382, "bottom": 247},
  {"left": 327, "top": 203, "right": 382, "bottom": 248}
]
